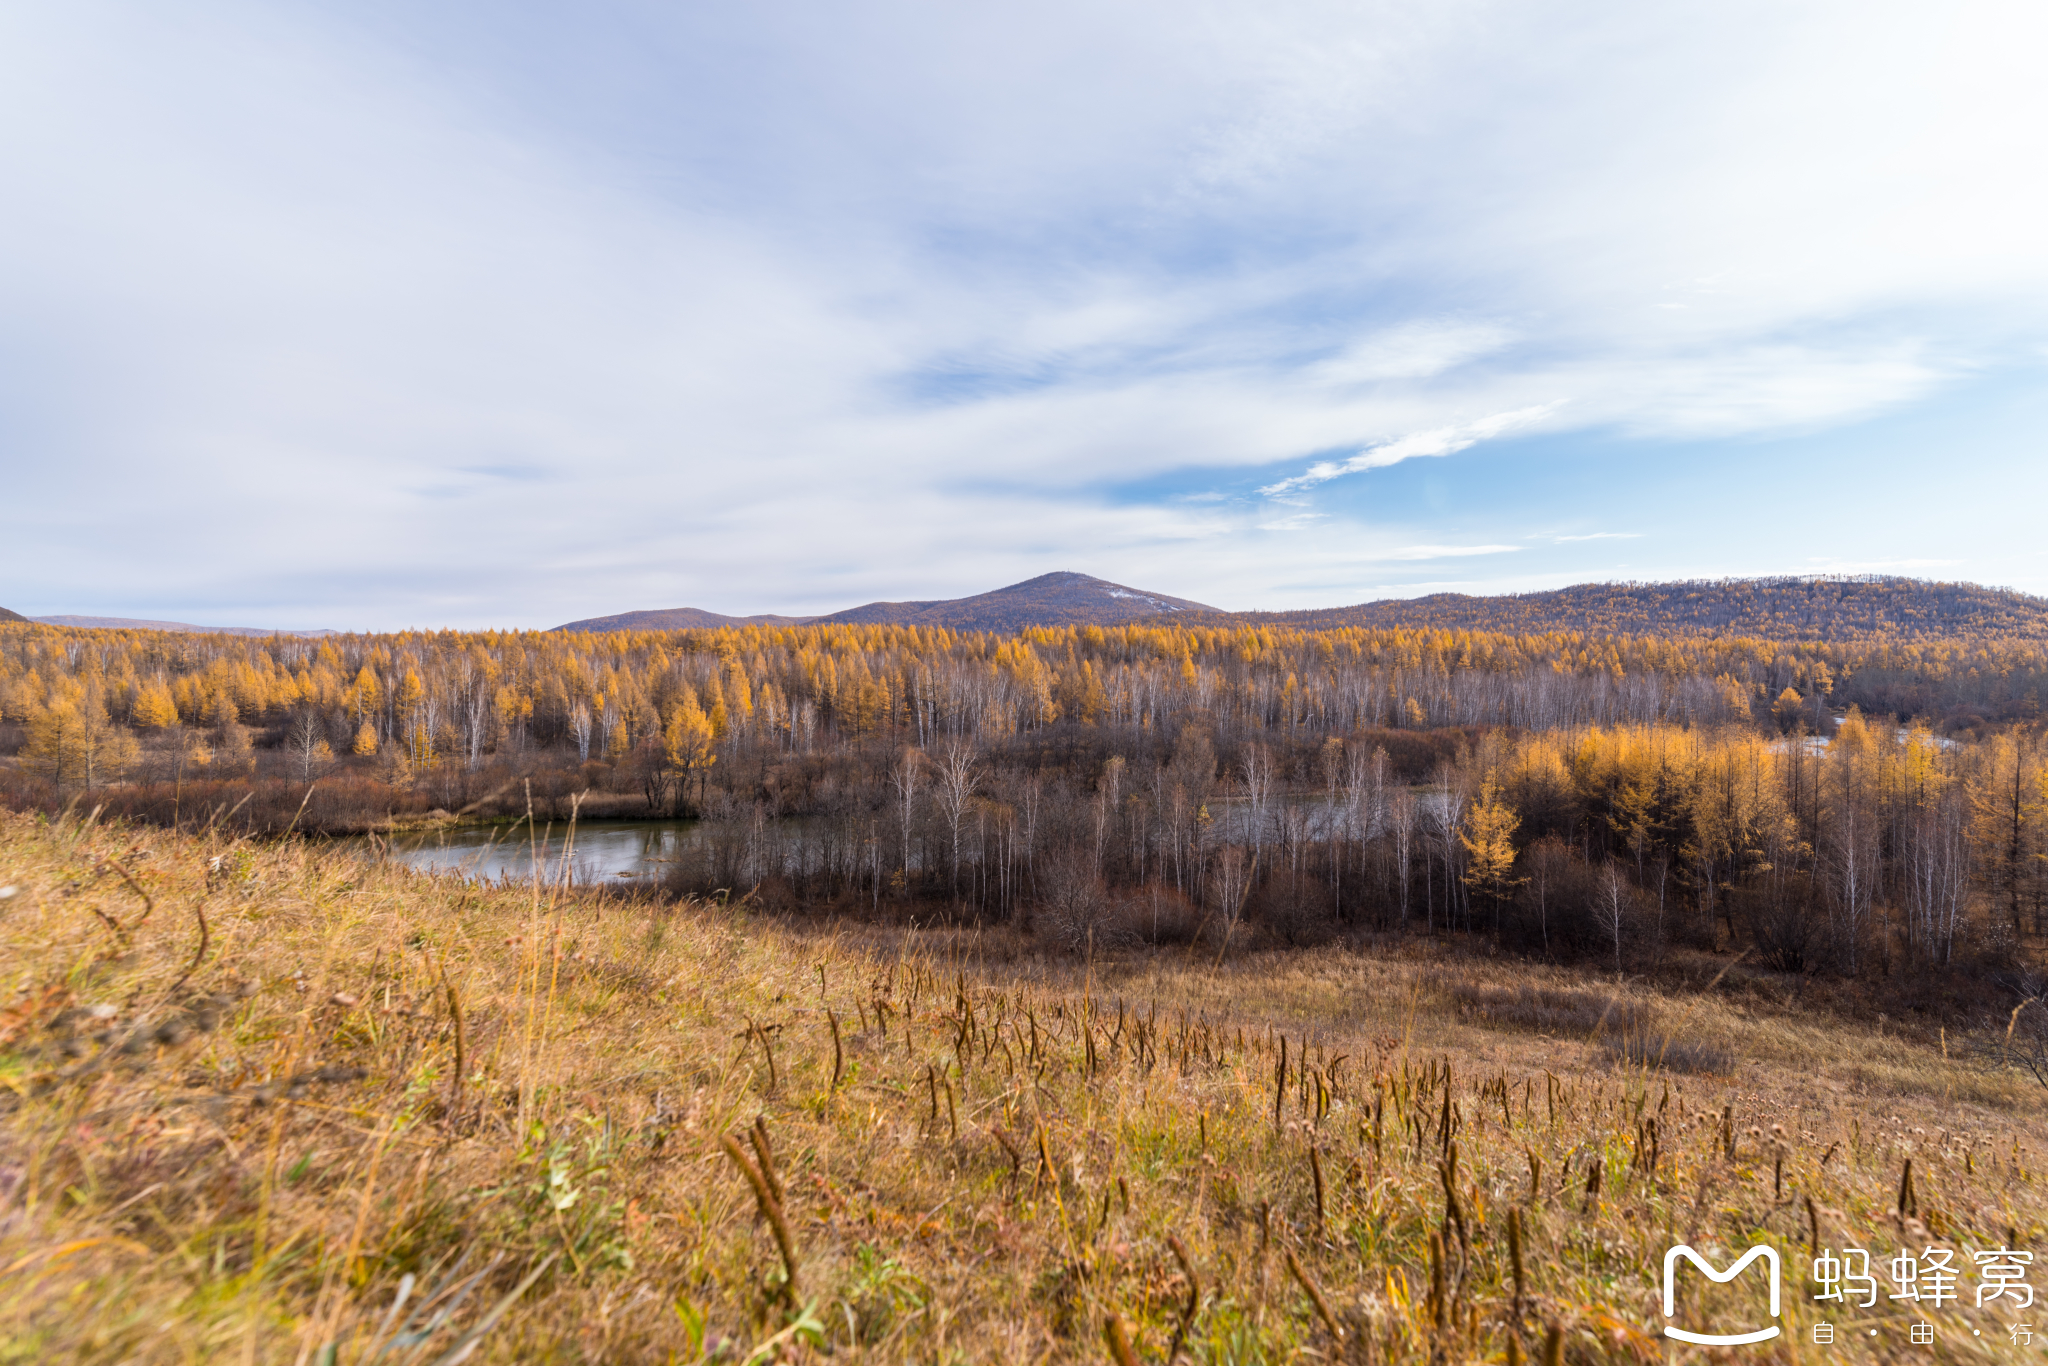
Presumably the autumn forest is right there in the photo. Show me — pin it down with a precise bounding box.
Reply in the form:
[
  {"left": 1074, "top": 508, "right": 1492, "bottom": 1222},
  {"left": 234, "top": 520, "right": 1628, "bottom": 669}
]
[{"left": 5, "top": 602, "right": 2048, "bottom": 992}]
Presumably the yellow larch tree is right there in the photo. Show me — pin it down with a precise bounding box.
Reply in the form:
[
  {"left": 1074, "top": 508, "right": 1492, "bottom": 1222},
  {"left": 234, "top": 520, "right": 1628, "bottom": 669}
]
[
  {"left": 662, "top": 689, "right": 718, "bottom": 815},
  {"left": 1460, "top": 771, "right": 1522, "bottom": 921},
  {"left": 133, "top": 681, "right": 180, "bottom": 729}
]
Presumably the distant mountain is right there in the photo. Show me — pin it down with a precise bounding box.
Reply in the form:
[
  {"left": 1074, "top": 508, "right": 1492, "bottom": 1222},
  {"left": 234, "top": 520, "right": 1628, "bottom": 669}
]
[
  {"left": 554, "top": 607, "right": 813, "bottom": 632},
  {"left": 555, "top": 572, "right": 1219, "bottom": 634},
  {"left": 1205, "top": 577, "right": 2048, "bottom": 642},
  {"left": 17, "top": 576, "right": 2047, "bottom": 643},
  {"left": 32, "top": 615, "right": 337, "bottom": 637},
  {"left": 816, "top": 573, "right": 1218, "bottom": 631}
]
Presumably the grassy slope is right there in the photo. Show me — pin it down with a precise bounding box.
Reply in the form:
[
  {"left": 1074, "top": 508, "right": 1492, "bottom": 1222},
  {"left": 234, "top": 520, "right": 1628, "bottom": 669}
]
[{"left": 2, "top": 812, "right": 2046, "bottom": 1363}]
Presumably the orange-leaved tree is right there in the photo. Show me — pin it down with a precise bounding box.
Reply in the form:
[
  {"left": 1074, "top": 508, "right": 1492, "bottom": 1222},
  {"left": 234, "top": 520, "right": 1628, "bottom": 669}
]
[
  {"left": 1460, "top": 770, "right": 1522, "bottom": 926},
  {"left": 132, "top": 682, "right": 179, "bottom": 729},
  {"left": 23, "top": 698, "right": 139, "bottom": 794},
  {"left": 661, "top": 690, "right": 717, "bottom": 816}
]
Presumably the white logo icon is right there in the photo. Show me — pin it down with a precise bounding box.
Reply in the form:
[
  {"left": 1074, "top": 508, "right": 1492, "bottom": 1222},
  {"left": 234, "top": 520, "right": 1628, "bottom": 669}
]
[{"left": 1663, "top": 1244, "right": 1782, "bottom": 1345}]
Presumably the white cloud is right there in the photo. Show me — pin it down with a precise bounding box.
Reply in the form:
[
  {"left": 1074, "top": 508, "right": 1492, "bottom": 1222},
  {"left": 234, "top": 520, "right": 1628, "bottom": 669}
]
[
  {"left": 1257, "top": 405, "right": 1558, "bottom": 496},
  {"left": 1257, "top": 512, "right": 1327, "bottom": 532},
  {"left": 1, "top": 1, "right": 2046, "bottom": 624},
  {"left": 1380, "top": 545, "right": 1523, "bottom": 561},
  {"left": 1555, "top": 532, "right": 1641, "bottom": 542},
  {"left": 1303, "top": 321, "right": 1515, "bottom": 386}
]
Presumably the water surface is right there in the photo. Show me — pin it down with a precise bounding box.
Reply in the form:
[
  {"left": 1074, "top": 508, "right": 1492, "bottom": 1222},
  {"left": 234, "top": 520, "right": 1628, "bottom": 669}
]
[{"left": 348, "top": 820, "right": 702, "bottom": 886}]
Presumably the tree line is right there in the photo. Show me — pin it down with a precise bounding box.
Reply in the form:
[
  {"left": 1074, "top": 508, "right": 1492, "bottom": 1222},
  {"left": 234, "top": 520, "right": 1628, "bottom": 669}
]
[
  {"left": 2, "top": 614, "right": 2044, "bottom": 781},
  {"left": 3, "top": 617, "right": 2047, "bottom": 992},
  {"left": 669, "top": 709, "right": 2038, "bottom": 986}
]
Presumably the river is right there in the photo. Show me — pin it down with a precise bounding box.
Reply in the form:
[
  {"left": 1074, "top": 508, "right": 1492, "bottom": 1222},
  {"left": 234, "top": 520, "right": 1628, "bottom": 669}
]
[{"left": 344, "top": 819, "right": 703, "bottom": 886}]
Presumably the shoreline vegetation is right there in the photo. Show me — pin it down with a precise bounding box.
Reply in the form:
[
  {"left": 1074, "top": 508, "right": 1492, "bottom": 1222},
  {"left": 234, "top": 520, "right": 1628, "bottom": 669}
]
[
  {"left": 6, "top": 606, "right": 2048, "bottom": 1004},
  {"left": 4, "top": 805, "right": 2048, "bottom": 1362}
]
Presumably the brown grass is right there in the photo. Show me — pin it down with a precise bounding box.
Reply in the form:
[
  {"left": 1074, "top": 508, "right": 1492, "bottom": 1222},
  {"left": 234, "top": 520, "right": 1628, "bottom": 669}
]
[
  {"left": 3, "top": 809, "right": 2047, "bottom": 1362},
  {"left": 1596, "top": 1031, "right": 1735, "bottom": 1077},
  {"left": 1438, "top": 981, "right": 1652, "bottom": 1038}
]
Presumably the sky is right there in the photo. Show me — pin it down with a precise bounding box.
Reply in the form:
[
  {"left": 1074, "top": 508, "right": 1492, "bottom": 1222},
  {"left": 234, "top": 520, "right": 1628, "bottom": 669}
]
[{"left": 4, "top": 1, "right": 2048, "bottom": 630}]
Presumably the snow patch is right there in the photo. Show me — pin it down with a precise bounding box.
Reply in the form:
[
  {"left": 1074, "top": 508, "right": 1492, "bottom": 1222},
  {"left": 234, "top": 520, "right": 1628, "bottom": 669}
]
[{"left": 1103, "top": 589, "right": 1180, "bottom": 610}]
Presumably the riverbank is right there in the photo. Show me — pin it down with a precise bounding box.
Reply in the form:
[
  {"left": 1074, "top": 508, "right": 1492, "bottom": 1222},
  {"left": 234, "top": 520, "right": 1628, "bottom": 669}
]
[{"left": 0, "top": 771, "right": 677, "bottom": 838}]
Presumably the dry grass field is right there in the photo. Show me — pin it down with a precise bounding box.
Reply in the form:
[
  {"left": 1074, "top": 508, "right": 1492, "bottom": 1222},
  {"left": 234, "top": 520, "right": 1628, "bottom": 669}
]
[{"left": 4, "top": 807, "right": 2048, "bottom": 1363}]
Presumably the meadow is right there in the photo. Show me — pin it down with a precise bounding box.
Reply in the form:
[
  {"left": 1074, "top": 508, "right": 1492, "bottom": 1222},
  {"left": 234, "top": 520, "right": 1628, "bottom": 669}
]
[{"left": 3, "top": 807, "right": 2046, "bottom": 1363}]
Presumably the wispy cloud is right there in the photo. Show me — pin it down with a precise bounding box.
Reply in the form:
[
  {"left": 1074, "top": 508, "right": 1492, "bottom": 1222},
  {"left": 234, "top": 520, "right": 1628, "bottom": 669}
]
[
  {"left": 1258, "top": 512, "right": 1327, "bottom": 532},
  {"left": 1555, "top": 532, "right": 1642, "bottom": 542},
  {"left": 1257, "top": 405, "right": 1559, "bottom": 497},
  {"left": 1303, "top": 322, "right": 1515, "bottom": 386},
  {"left": 1378, "top": 544, "right": 1523, "bottom": 561}
]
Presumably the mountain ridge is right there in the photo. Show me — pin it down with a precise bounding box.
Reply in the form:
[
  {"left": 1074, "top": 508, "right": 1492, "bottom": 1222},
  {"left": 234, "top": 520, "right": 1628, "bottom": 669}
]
[
  {"left": 22, "top": 575, "right": 2045, "bottom": 643},
  {"left": 1195, "top": 576, "right": 2048, "bottom": 642},
  {"left": 555, "top": 572, "right": 1219, "bottom": 634},
  {"left": 557, "top": 573, "right": 2048, "bottom": 643},
  {"left": 552, "top": 607, "right": 812, "bottom": 631}
]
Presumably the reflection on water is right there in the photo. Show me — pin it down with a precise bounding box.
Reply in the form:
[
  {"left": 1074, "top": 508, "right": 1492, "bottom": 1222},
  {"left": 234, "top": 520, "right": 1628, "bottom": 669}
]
[
  {"left": 356, "top": 821, "right": 702, "bottom": 886},
  {"left": 356, "top": 799, "right": 1369, "bottom": 890}
]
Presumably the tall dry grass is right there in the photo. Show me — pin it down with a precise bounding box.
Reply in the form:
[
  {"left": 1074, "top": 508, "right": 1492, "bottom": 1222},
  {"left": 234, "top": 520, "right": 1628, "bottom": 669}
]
[{"left": 3, "top": 807, "right": 2047, "bottom": 1362}]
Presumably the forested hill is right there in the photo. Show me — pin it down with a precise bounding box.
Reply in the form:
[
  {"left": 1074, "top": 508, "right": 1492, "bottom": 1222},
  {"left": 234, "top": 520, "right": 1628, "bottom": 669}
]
[
  {"left": 546, "top": 607, "right": 810, "bottom": 631},
  {"left": 0, "top": 606, "right": 25, "bottom": 624},
  {"left": 1200, "top": 577, "right": 2048, "bottom": 642},
  {"left": 557, "top": 572, "right": 1217, "bottom": 633},
  {"left": 813, "top": 572, "right": 1215, "bottom": 630}
]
